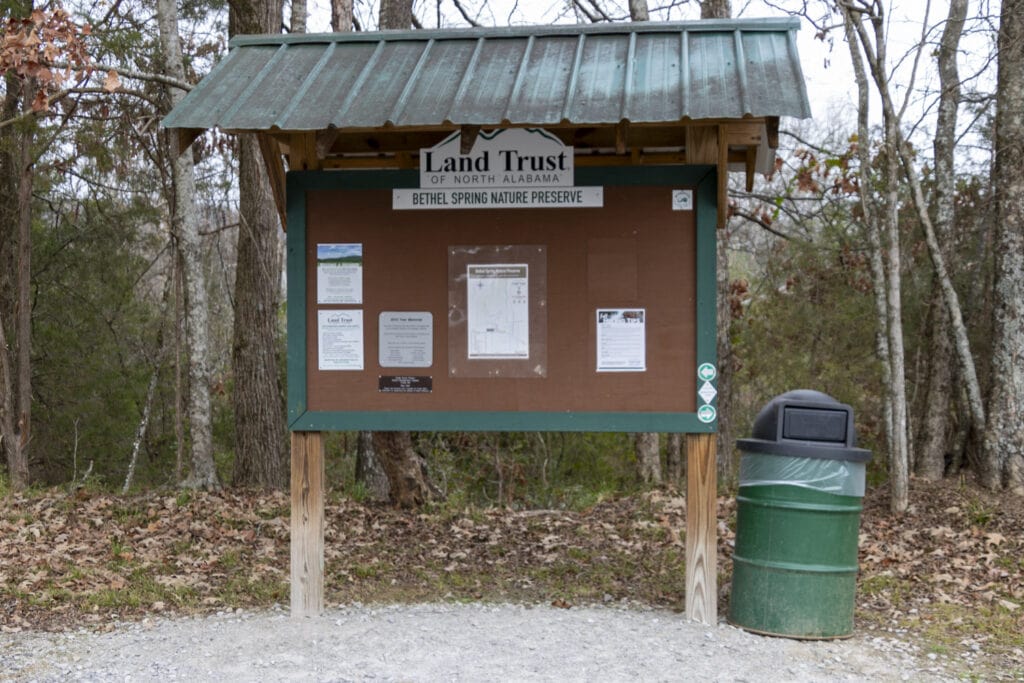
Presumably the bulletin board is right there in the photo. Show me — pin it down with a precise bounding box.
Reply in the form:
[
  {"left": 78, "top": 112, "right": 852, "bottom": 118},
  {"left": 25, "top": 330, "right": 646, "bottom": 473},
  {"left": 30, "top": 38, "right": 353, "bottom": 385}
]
[{"left": 287, "top": 165, "right": 718, "bottom": 432}]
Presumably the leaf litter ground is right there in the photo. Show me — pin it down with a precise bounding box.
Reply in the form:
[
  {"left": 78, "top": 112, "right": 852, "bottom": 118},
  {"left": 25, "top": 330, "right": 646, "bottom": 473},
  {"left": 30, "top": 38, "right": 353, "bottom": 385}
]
[{"left": 1, "top": 478, "right": 1021, "bottom": 679}]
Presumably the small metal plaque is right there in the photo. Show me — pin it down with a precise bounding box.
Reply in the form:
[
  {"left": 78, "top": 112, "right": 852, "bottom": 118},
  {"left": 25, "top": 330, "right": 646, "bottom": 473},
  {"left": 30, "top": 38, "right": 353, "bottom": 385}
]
[{"left": 378, "top": 375, "right": 433, "bottom": 393}]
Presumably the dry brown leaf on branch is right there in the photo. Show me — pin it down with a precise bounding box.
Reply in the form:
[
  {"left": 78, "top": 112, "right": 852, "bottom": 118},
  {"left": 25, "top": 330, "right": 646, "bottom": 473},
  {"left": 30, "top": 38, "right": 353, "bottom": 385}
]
[{"left": 102, "top": 69, "right": 120, "bottom": 92}]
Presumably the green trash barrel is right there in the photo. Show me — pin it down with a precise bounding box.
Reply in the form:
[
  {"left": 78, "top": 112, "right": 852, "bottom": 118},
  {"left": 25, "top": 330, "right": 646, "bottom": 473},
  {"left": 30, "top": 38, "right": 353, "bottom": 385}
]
[{"left": 728, "top": 390, "right": 871, "bottom": 639}]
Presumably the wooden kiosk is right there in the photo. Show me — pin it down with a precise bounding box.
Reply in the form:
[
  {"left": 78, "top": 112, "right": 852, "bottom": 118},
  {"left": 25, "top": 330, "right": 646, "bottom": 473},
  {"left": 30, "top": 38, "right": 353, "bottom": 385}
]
[{"left": 163, "top": 18, "right": 811, "bottom": 625}]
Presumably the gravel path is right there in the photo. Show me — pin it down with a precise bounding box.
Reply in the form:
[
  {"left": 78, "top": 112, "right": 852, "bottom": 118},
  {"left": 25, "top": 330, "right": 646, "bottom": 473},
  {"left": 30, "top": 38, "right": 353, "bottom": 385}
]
[{"left": 1, "top": 604, "right": 959, "bottom": 682}]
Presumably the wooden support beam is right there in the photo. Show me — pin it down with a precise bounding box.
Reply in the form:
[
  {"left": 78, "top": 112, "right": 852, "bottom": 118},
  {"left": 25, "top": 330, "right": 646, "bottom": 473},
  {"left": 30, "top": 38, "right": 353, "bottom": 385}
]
[
  {"left": 459, "top": 125, "right": 481, "bottom": 154},
  {"left": 316, "top": 128, "right": 341, "bottom": 159},
  {"left": 257, "top": 133, "right": 289, "bottom": 232},
  {"left": 174, "top": 128, "right": 203, "bottom": 156},
  {"left": 291, "top": 431, "right": 324, "bottom": 618},
  {"left": 766, "top": 116, "right": 780, "bottom": 149},
  {"left": 615, "top": 120, "right": 629, "bottom": 155},
  {"left": 717, "top": 124, "right": 729, "bottom": 229},
  {"left": 289, "top": 132, "right": 320, "bottom": 171},
  {"left": 686, "top": 125, "right": 718, "bottom": 165},
  {"left": 685, "top": 432, "right": 718, "bottom": 625}
]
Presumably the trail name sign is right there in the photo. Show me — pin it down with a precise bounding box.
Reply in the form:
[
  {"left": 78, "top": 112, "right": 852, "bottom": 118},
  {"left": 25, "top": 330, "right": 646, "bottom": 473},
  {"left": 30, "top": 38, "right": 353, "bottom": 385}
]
[{"left": 393, "top": 129, "right": 603, "bottom": 209}]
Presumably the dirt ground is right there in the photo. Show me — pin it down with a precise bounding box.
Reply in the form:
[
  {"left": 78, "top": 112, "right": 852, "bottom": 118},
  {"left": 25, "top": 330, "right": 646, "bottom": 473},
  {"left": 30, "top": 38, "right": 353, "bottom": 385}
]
[{"left": 1, "top": 478, "right": 1021, "bottom": 678}]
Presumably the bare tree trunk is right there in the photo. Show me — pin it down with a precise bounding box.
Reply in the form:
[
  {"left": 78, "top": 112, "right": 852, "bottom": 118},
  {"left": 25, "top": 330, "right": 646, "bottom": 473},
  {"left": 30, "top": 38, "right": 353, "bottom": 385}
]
[
  {"left": 330, "top": 0, "right": 353, "bottom": 31},
  {"left": 984, "top": 0, "right": 1024, "bottom": 495},
  {"left": 230, "top": 0, "right": 288, "bottom": 490},
  {"left": 123, "top": 366, "right": 160, "bottom": 494},
  {"left": 841, "top": 4, "right": 909, "bottom": 512},
  {"left": 157, "top": 0, "right": 220, "bottom": 490},
  {"left": 634, "top": 432, "right": 662, "bottom": 485},
  {"left": 355, "top": 431, "right": 389, "bottom": 501},
  {"left": 628, "top": 0, "right": 648, "bottom": 21},
  {"left": 699, "top": 0, "right": 731, "bottom": 19},
  {"left": 917, "top": 0, "right": 967, "bottom": 481},
  {"left": 665, "top": 432, "right": 683, "bottom": 488},
  {"left": 290, "top": 0, "right": 306, "bottom": 33},
  {"left": 371, "top": 431, "right": 431, "bottom": 508},
  {"left": 379, "top": 0, "right": 412, "bottom": 29},
  {"left": 0, "top": 65, "right": 30, "bottom": 489}
]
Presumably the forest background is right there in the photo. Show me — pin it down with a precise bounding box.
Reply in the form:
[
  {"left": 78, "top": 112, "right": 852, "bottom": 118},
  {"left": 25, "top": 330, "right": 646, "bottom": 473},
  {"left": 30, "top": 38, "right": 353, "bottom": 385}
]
[{"left": 0, "top": 0, "right": 1022, "bottom": 515}]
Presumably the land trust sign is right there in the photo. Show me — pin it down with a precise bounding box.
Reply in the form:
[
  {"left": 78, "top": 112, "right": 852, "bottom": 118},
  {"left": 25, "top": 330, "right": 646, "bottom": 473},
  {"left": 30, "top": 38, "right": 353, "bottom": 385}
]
[
  {"left": 393, "top": 128, "right": 603, "bottom": 210},
  {"left": 420, "top": 128, "right": 574, "bottom": 188}
]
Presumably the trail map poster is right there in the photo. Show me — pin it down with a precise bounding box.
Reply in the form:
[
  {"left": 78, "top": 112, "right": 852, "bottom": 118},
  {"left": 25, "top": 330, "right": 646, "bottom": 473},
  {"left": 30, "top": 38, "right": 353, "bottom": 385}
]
[{"left": 466, "top": 264, "right": 529, "bottom": 359}]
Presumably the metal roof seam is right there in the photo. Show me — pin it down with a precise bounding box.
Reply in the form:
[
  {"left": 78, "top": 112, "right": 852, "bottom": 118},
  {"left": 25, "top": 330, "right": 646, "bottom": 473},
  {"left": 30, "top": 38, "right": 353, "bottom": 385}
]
[
  {"left": 276, "top": 42, "right": 337, "bottom": 129},
  {"left": 161, "top": 45, "right": 244, "bottom": 128},
  {"left": 621, "top": 31, "right": 637, "bottom": 123},
  {"left": 561, "top": 34, "right": 586, "bottom": 123},
  {"left": 332, "top": 40, "right": 387, "bottom": 127},
  {"left": 680, "top": 31, "right": 690, "bottom": 120},
  {"left": 733, "top": 29, "right": 749, "bottom": 117},
  {"left": 390, "top": 38, "right": 436, "bottom": 125},
  {"left": 218, "top": 43, "right": 290, "bottom": 127},
  {"left": 447, "top": 37, "right": 486, "bottom": 123},
  {"left": 504, "top": 35, "right": 535, "bottom": 122}
]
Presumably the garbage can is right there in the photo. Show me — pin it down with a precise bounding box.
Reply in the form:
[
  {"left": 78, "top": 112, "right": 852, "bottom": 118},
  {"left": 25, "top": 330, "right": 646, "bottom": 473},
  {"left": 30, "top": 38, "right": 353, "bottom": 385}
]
[{"left": 728, "top": 390, "right": 871, "bottom": 639}]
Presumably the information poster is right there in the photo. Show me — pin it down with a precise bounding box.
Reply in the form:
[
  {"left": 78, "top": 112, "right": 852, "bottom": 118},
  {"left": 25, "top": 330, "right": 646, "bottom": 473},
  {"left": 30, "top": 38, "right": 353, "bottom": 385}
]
[
  {"left": 318, "top": 310, "right": 364, "bottom": 370},
  {"left": 317, "top": 243, "right": 363, "bottom": 304},
  {"left": 379, "top": 311, "right": 433, "bottom": 368},
  {"left": 596, "top": 308, "right": 646, "bottom": 372},
  {"left": 466, "top": 264, "right": 529, "bottom": 359}
]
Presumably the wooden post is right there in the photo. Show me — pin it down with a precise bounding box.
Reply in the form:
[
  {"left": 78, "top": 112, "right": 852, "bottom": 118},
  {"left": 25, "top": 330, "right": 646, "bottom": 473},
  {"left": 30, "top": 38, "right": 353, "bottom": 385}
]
[
  {"left": 685, "top": 432, "right": 717, "bottom": 625},
  {"left": 291, "top": 430, "right": 324, "bottom": 617}
]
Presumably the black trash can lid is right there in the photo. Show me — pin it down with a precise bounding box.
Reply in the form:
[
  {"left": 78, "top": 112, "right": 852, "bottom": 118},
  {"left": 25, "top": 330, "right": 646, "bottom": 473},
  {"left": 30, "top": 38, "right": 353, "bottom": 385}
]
[{"left": 736, "top": 390, "right": 872, "bottom": 462}]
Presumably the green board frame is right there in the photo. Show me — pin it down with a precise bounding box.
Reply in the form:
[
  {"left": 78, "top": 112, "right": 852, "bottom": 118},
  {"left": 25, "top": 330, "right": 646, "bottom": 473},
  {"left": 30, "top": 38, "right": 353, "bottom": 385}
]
[{"left": 287, "top": 165, "right": 718, "bottom": 432}]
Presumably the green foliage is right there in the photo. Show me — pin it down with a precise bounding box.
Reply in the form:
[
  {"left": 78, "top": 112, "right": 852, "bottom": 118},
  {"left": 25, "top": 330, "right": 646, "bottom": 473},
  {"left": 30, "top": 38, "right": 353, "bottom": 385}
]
[
  {"left": 732, "top": 219, "right": 886, "bottom": 461},
  {"left": 30, "top": 192, "right": 168, "bottom": 487}
]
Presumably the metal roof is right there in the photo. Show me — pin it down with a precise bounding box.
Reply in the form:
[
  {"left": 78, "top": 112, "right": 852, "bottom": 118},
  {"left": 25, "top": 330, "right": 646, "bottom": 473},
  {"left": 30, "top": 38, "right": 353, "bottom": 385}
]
[{"left": 163, "top": 18, "right": 811, "bottom": 133}]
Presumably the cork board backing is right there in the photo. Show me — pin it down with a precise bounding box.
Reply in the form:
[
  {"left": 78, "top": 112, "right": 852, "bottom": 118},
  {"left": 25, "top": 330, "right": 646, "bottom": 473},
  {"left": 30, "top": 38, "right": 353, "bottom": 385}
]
[{"left": 303, "top": 184, "right": 697, "bottom": 414}]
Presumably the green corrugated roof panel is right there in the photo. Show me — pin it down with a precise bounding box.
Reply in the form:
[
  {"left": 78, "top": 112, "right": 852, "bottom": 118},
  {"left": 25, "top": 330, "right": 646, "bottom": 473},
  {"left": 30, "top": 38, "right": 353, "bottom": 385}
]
[{"left": 164, "top": 18, "right": 811, "bottom": 132}]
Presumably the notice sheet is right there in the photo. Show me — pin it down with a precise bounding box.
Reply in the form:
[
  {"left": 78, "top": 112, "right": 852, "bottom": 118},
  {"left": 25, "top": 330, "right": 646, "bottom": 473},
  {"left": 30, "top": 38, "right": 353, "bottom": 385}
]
[
  {"left": 317, "top": 243, "right": 363, "bottom": 304},
  {"left": 596, "top": 308, "right": 646, "bottom": 372},
  {"left": 318, "top": 310, "right": 364, "bottom": 370}
]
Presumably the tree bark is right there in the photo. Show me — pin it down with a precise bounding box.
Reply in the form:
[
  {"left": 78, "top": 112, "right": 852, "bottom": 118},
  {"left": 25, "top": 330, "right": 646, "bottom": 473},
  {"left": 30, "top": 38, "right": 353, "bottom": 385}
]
[
  {"left": 628, "top": 0, "right": 648, "bottom": 21},
  {"left": 331, "top": 0, "right": 353, "bottom": 31},
  {"left": 916, "top": 0, "right": 967, "bottom": 481},
  {"left": 157, "top": 0, "right": 220, "bottom": 490},
  {"left": 635, "top": 432, "right": 662, "bottom": 485},
  {"left": 371, "top": 431, "right": 431, "bottom": 508},
  {"left": 665, "top": 432, "right": 683, "bottom": 488},
  {"left": 229, "top": 0, "right": 288, "bottom": 489},
  {"left": 699, "top": 0, "right": 731, "bottom": 19},
  {"left": 290, "top": 0, "right": 306, "bottom": 33},
  {"left": 984, "top": 0, "right": 1024, "bottom": 495},
  {"left": 354, "top": 431, "right": 390, "bottom": 501},
  {"left": 379, "top": 0, "right": 412, "bottom": 29},
  {"left": 0, "top": 53, "right": 31, "bottom": 489}
]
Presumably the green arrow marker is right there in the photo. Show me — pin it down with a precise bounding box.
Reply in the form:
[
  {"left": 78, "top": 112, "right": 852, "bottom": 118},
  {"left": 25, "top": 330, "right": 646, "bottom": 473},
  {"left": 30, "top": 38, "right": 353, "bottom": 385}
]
[
  {"left": 697, "top": 363, "right": 717, "bottom": 382},
  {"left": 697, "top": 405, "right": 717, "bottom": 424}
]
